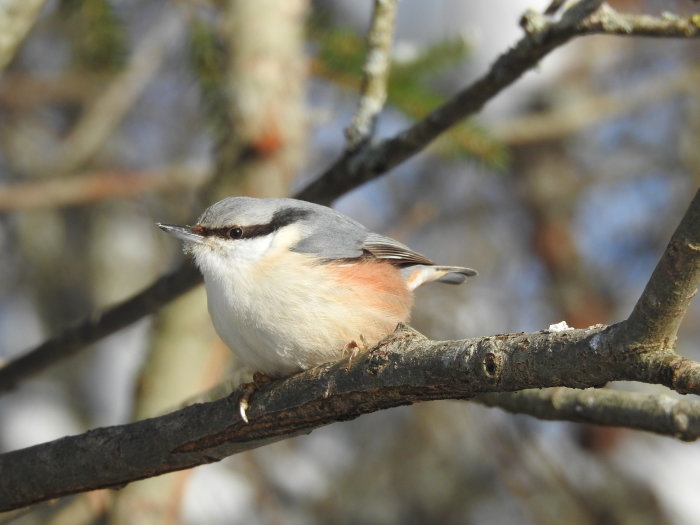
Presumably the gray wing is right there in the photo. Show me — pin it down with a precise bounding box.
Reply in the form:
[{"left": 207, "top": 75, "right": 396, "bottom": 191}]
[
  {"left": 362, "top": 232, "right": 435, "bottom": 266},
  {"left": 288, "top": 204, "right": 478, "bottom": 287},
  {"left": 290, "top": 206, "right": 433, "bottom": 265},
  {"left": 290, "top": 205, "right": 371, "bottom": 259}
]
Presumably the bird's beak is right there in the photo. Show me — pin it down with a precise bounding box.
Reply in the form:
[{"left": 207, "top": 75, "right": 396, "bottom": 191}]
[{"left": 157, "top": 223, "right": 205, "bottom": 244}]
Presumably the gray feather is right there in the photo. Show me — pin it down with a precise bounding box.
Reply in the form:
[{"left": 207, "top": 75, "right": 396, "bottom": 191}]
[
  {"left": 362, "top": 233, "right": 435, "bottom": 265},
  {"left": 196, "top": 198, "right": 475, "bottom": 277},
  {"left": 291, "top": 207, "right": 370, "bottom": 259},
  {"left": 198, "top": 197, "right": 369, "bottom": 259},
  {"left": 433, "top": 266, "right": 478, "bottom": 284},
  {"left": 197, "top": 197, "right": 311, "bottom": 229}
]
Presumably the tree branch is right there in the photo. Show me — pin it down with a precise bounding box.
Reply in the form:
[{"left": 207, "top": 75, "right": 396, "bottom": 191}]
[
  {"left": 299, "top": 2, "right": 700, "bottom": 206},
  {"left": 1, "top": 0, "right": 698, "bottom": 393},
  {"left": 0, "top": 264, "right": 202, "bottom": 392},
  {"left": 0, "top": 166, "right": 207, "bottom": 211},
  {"left": 297, "top": 2, "right": 596, "bottom": 204},
  {"left": 577, "top": 4, "right": 700, "bottom": 38},
  {"left": 475, "top": 388, "right": 700, "bottom": 442},
  {"left": 0, "top": 0, "right": 46, "bottom": 72},
  {"left": 344, "top": 0, "right": 398, "bottom": 150},
  {"left": 43, "top": 10, "right": 184, "bottom": 176},
  {"left": 620, "top": 190, "right": 700, "bottom": 350},
  {"left": 0, "top": 180, "right": 698, "bottom": 512},
  {"left": 492, "top": 67, "right": 700, "bottom": 145},
  {"left": 3, "top": 322, "right": 700, "bottom": 511}
]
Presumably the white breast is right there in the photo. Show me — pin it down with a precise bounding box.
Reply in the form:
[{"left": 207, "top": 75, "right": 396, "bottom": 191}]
[{"left": 194, "top": 226, "right": 409, "bottom": 376}]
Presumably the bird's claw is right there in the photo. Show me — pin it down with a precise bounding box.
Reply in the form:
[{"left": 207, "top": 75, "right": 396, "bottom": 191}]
[
  {"left": 237, "top": 372, "right": 276, "bottom": 423},
  {"left": 239, "top": 397, "right": 250, "bottom": 423},
  {"left": 343, "top": 335, "right": 369, "bottom": 371}
]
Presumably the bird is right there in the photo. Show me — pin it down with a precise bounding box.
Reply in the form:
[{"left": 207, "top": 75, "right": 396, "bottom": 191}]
[{"left": 158, "top": 196, "right": 476, "bottom": 420}]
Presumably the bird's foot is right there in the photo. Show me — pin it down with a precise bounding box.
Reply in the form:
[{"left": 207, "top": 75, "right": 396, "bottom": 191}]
[
  {"left": 238, "top": 372, "right": 276, "bottom": 423},
  {"left": 343, "top": 334, "right": 369, "bottom": 371}
]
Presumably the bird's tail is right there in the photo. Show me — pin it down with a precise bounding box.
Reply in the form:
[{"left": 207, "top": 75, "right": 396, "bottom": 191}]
[{"left": 401, "top": 265, "right": 478, "bottom": 291}]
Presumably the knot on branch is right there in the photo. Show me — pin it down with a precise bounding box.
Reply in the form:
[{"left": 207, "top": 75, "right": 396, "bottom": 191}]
[
  {"left": 671, "top": 357, "right": 700, "bottom": 395},
  {"left": 482, "top": 351, "right": 504, "bottom": 382},
  {"left": 520, "top": 10, "right": 550, "bottom": 36},
  {"left": 472, "top": 340, "right": 505, "bottom": 385}
]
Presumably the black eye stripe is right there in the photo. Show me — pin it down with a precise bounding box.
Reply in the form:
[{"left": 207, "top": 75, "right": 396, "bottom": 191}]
[
  {"left": 193, "top": 225, "right": 266, "bottom": 240},
  {"left": 194, "top": 207, "right": 311, "bottom": 241}
]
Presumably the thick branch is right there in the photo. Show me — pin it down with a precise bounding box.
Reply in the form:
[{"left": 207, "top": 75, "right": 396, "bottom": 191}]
[
  {"left": 344, "top": 0, "right": 398, "bottom": 149},
  {"left": 621, "top": 189, "right": 700, "bottom": 349},
  {"left": 4, "top": 323, "right": 700, "bottom": 511}
]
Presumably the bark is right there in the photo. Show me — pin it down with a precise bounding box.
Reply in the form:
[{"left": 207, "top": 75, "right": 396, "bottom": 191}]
[{"left": 3, "top": 321, "right": 700, "bottom": 511}]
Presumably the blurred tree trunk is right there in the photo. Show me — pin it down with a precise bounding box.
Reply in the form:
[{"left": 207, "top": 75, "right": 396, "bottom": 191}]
[
  {"left": 0, "top": 0, "right": 46, "bottom": 71},
  {"left": 110, "top": 1, "right": 309, "bottom": 522},
  {"left": 109, "top": 289, "right": 225, "bottom": 524},
  {"left": 210, "top": 0, "right": 308, "bottom": 200}
]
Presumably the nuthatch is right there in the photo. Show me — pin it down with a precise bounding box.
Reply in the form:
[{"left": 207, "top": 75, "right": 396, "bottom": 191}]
[{"left": 158, "top": 197, "right": 476, "bottom": 419}]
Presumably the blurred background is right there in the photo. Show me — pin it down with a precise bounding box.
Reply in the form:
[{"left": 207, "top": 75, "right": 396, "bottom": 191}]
[{"left": 0, "top": 0, "right": 699, "bottom": 523}]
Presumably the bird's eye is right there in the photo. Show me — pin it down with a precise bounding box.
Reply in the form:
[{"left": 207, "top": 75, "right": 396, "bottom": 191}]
[{"left": 228, "top": 227, "right": 243, "bottom": 239}]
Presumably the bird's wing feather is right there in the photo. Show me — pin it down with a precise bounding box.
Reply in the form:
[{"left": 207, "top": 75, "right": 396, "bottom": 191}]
[
  {"left": 290, "top": 206, "right": 370, "bottom": 260},
  {"left": 287, "top": 204, "right": 434, "bottom": 266},
  {"left": 362, "top": 233, "right": 435, "bottom": 266}
]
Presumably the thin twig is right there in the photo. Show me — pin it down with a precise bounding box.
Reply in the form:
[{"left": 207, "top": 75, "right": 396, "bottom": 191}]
[
  {"left": 580, "top": 4, "right": 700, "bottom": 37},
  {"left": 475, "top": 388, "right": 700, "bottom": 441},
  {"left": 344, "top": 0, "right": 398, "bottom": 150},
  {"left": 298, "top": 1, "right": 700, "bottom": 206},
  {"left": 0, "top": 264, "right": 202, "bottom": 392},
  {"left": 41, "top": 10, "right": 184, "bottom": 175},
  {"left": 298, "top": 0, "right": 605, "bottom": 205},
  {"left": 0, "top": 71, "right": 107, "bottom": 108},
  {"left": 0, "top": 167, "right": 208, "bottom": 211},
  {"left": 0, "top": 0, "right": 46, "bottom": 72},
  {"left": 544, "top": 0, "right": 566, "bottom": 16},
  {"left": 493, "top": 68, "right": 700, "bottom": 145}
]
